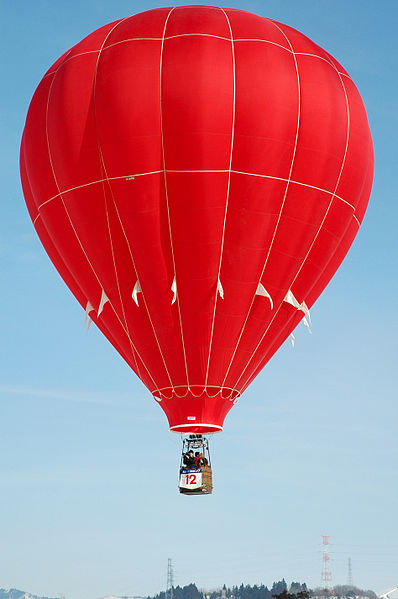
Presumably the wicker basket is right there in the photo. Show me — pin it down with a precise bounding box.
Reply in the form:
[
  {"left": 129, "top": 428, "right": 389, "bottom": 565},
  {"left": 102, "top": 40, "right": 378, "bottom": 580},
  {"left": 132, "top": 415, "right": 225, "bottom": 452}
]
[{"left": 179, "top": 465, "right": 213, "bottom": 495}]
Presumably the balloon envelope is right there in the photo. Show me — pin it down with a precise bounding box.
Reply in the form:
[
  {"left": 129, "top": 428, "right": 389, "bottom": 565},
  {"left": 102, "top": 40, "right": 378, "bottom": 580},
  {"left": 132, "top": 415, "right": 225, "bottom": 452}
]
[{"left": 20, "top": 6, "right": 373, "bottom": 433}]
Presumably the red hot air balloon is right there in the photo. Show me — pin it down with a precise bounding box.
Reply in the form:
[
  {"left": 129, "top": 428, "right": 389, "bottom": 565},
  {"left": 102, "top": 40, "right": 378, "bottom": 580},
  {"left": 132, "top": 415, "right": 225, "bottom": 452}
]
[{"left": 20, "top": 7, "right": 373, "bottom": 438}]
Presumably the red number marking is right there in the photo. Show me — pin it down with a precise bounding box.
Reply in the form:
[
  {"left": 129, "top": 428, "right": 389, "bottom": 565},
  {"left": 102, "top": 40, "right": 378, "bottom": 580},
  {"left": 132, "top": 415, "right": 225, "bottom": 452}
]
[{"left": 189, "top": 474, "right": 197, "bottom": 485}]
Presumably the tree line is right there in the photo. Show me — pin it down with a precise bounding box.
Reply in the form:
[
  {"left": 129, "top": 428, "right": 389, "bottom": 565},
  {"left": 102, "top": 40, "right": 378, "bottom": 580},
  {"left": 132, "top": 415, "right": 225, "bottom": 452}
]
[
  {"left": 148, "top": 581, "right": 377, "bottom": 599},
  {"left": 148, "top": 580, "right": 308, "bottom": 599}
]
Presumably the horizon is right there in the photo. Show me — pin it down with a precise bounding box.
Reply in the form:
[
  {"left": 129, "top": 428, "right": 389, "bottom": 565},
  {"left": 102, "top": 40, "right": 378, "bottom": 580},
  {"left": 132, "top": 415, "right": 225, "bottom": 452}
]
[{"left": 0, "top": 578, "right": 390, "bottom": 599}]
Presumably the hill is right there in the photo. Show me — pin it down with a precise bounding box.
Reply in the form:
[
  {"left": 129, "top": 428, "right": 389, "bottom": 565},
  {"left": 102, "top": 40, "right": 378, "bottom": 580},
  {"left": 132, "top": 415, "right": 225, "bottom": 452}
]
[{"left": 0, "top": 590, "right": 58, "bottom": 599}]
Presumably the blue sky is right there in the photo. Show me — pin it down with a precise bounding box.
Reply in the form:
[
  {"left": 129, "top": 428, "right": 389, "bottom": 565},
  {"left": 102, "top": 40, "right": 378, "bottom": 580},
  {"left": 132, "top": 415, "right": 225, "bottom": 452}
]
[{"left": 1, "top": 1, "right": 397, "bottom": 599}]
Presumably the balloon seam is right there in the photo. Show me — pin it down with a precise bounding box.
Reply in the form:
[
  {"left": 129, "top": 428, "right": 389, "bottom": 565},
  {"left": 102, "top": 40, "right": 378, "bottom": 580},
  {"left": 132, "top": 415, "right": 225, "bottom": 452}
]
[
  {"left": 45, "top": 21, "right": 155, "bottom": 386},
  {"left": 32, "top": 171, "right": 356, "bottom": 223},
  {"left": 204, "top": 7, "right": 237, "bottom": 388},
  {"left": 220, "top": 19, "right": 302, "bottom": 390},
  {"left": 92, "top": 21, "right": 175, "bottom": 390},
  {"left": 235, "top": 42, "right": 352, "bottom": 393},
  {"left": 159, "top": 7, "right": 190, "bottom": 391},
  {"left": 92, "top": 16, "right": 165, "bottom": 389}
]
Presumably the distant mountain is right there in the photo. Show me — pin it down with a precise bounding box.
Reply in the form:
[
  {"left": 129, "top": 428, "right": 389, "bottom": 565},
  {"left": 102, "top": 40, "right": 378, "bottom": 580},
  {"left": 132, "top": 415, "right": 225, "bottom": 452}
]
[{"left": 0, "top": 589, "right": 58, "bottom": 599}]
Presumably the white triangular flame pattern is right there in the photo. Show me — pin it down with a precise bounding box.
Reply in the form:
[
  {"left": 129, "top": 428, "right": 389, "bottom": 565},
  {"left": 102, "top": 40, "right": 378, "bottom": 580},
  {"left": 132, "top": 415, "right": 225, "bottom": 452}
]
[
  {"left": 132, "top": 279, "right": 142, "bottom": 306},
  {"left": 284, "top": 289, "right": 311, "bottom": 330},
  {"left": 171, "top": 276, "right": 177, "bottom": 304},
  {"left": 217, "top": 278, "right": 224, "bottom": 299},
  {"left": 256, "top": 282, "right": 273, "bottom": 309},
  {"left": 98, "top": 289, "right": 109, "bottom": 316}
]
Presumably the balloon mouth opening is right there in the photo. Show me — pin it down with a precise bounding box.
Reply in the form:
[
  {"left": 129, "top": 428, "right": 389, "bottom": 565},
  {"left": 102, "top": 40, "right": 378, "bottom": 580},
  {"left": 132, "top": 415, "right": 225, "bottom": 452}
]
[
  {"left": 152, "top": 385, "right": 240, "bottom": 402},
  {"left": 152, "top": 387, "right": 240, "bottom": 434},
  {"left": 170, "top": 423, "right": 223, "bottom": 434}
]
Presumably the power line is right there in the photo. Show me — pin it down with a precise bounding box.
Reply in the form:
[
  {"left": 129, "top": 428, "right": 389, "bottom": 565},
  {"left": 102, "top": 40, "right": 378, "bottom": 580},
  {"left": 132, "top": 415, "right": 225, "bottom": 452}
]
[
  {"left": 321, "top": 535, "right": 332, "bottom": 589},
  {"left": 166, "top": 558, "right": 174, "bottom": 599},
  {"left": 347, "top": 557, "right": 353, "bottom": 587}
]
